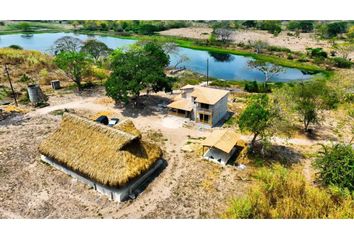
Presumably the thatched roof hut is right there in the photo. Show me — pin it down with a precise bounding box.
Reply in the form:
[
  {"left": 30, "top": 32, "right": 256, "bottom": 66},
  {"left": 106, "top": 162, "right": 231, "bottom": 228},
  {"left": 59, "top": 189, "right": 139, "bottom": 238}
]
[
  {"left": 113, "top": 119, "right": 142, "bottom": 139},
  {"left": 39, "top": 113, "right": 162, "bottom": 188}
]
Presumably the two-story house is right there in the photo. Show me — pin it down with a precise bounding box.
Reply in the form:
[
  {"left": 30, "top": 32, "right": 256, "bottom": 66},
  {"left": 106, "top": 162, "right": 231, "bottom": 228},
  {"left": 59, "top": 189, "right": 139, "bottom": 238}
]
[{"left": 167, "top": 84, "right": 229, "bottom": 126}]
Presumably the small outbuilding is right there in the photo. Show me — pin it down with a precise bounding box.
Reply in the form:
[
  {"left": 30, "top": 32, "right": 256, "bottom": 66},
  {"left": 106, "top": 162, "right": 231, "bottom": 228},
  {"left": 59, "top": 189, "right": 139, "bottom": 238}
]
[
  {"left": 202, "top": 129, "right": 242, "bottom": 165},
  {"left": 39, "top": 113, "right": 163, "bottom": 202}
]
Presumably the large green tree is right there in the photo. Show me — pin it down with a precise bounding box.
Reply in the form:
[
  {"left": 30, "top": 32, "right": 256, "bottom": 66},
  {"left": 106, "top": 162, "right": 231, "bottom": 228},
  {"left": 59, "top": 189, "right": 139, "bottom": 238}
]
[
  {"left": 54, "top": 51, "right": 92, "bottom": 90},
  {"left": 238, "top": 94, "right": 280, "bottom": 149},
  {"left": 105, "top": 41, "right": 174, "bottom": 104}
]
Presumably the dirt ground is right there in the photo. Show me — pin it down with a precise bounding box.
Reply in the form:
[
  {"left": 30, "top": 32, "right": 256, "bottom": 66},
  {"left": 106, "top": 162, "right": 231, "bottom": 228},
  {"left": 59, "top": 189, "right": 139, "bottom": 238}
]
[
  {"left": 160, "top": 27, "right": 213, "bottom": 40},
  {"left": 0, "top": 84, "right": 352, "bottom": 218},
  {"left": 159, "top": 27, "right": 354, "bottom": 58},
  {"left": 0, "top": 88, "right": 253, "bottom": 218}
]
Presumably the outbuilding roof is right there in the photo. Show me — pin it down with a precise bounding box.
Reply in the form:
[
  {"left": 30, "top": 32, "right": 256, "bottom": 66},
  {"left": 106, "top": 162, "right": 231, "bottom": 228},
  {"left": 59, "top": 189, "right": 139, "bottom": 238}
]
[
  {"left": 167, "top": 99, "right": 193, "bottom": 111},
  {"left": 39, "top": 113, "right": 162, "bottom": 188},
  {"left": 180, "top": 84, "right": 195, "bottom": 90},
  {"left": 202, "top": 129, "right": 239, "bottom": 154},
  {"left": 190, "top": 86, "right": 229, "bottom": 105}
]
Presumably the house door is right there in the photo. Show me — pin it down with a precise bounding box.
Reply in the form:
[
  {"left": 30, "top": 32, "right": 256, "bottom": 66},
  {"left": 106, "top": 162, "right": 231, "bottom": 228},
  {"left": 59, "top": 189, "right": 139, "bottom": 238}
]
[{"left": 199, "top": 113, "right": 210, "bottom": 124}]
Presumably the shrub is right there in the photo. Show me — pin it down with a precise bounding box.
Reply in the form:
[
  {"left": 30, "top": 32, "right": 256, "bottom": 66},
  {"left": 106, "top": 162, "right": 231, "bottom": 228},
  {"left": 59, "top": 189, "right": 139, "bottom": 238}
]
[
  {"left": 287, "top": 53, "right": 294, "bottom": 60},
  {"left": 314, "top": 143, "right": 354, "bottom": 191},
  {"left": 325, "top": 22, "right": 348, "bottom": 38},
  {"left": 258, "top": 21, "right": 282, "bottom": 35},
  {"left": 224, "top": 164, "right": 354, "bottom": 218},
  {"left": 267, "top": 46, "right": 291, "bottom": 53},
  {"left": 8, "top": 45, "right": 23, "bottom": 50},
  {"left": 18, "top": 91, "right": 30, "bottom": 104},
  {"left": 321, "top": 91, "right": 340, "bottom": 109},
  {"left": 209, "top": 80, "right": 231, "bottom": 88},
  {"left": 287, "top": 20, "right": 314, "bottom": 33},
  {"left": 332, "top": 57, "right": 353, "bottom": 68},
  {"left": 244, "top": 81, "right": 272, "bottom": 93},
  {"left": 244, "top": 81, "right": 259, "bottom": 93},
  {"left": 91, "top": 66, "right": 109, "bottom": 80},
  {"left": 242, "top": 20, "right": 257, "bottom": 29},
  {"left": 306, "top": 48, "right": 328, "bottom": 59},
  {"left": 19, "top": 74, "right": 31, "bottom": 83}
]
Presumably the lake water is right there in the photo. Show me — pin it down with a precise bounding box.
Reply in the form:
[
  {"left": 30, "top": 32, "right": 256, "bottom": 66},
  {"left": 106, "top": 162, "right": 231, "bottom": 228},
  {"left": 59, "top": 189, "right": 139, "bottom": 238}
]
[{"left": 0, "top": 32, "right": 314, "bottom": 82}]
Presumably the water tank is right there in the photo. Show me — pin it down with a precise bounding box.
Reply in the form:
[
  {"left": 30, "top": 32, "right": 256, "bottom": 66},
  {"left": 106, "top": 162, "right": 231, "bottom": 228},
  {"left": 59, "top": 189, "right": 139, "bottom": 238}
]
[
  {"left": 51, "top": 80, "right": 61, "bottom": 90},
  {"left": 27, "top": 84, "right": 42, "bottom": 104}
]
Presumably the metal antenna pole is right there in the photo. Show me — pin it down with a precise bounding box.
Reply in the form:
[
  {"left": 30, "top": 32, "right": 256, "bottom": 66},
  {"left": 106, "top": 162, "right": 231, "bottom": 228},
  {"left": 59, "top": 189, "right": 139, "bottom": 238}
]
[
  {"left": 206, "top": 58, "right": 209, "bottom": 86},
  {"left": 4, "top": 64, "right": 18, "bottom": 106}
]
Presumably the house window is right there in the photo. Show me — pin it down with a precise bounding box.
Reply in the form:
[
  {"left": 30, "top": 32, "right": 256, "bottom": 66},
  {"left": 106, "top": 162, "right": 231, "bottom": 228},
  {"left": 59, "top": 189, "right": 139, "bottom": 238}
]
[{"left": 200, "top": 103, "right": 209, "bottom": 109}]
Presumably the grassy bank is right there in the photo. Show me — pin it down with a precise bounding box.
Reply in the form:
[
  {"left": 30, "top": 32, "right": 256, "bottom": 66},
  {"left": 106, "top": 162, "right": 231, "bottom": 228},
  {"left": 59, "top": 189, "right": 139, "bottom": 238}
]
[{"left": 0, "top": 21, "right": 72, "bottom": 35}]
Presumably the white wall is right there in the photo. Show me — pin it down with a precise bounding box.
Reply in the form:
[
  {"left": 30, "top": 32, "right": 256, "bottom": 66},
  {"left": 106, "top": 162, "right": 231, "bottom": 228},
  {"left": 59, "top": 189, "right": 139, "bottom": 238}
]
[
  {"left": 41, "top": 155, "right": 163, "bottom": 202},
  {"left": 211, "top": 94, "right": 228, "bottom": 126}
]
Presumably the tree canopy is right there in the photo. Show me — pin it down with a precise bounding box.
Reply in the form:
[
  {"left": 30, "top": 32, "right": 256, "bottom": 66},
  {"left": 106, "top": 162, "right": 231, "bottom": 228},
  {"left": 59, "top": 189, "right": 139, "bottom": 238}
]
[
  {"left": 238, "top": 94, "right": 280, "bottom": 149},
  {"left": 287, "top": 20, "right": 314, "bottom": 33},
  {"left": 54, "top": 51, "right": 92, "bottom": 90},
  {"left": 105, "top": 41, "right": 174, "bottom": 104},
  {"left": 81, "top": 39, "right": 112, "bottom": 62},
  {"left": 248, "top": 60, "right": 284, "bottom": 87},
  {"left": 287, "top": 80, "right": 338, "bottom": 132},
  {"left": 52, "top": 36, "right": 83, "bottom": 54}
]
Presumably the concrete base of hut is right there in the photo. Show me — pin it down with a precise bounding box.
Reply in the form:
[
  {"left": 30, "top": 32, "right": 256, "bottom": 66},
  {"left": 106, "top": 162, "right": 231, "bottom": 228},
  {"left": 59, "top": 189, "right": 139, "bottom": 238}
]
[
  {"left": 40, "top": 155, "right": 164, "bottom": 202},
  {"left": 203, "top": 146, "right": 237, "bottom": 166}
]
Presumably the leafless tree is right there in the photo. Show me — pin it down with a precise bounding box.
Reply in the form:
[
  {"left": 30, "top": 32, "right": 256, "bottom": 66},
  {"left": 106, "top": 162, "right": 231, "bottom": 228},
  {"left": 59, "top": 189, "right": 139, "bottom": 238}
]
[
  {"left": 214, "top": 28, "right": 233, "bottom": 42},
  {"left": 334, "top": 43, "right": 354, "bottom": 59},
  {"left": 174, "top": 55, "right": 190, "bottom": 68},
  {"left": 163, "top": 42, "right": 190, "bottom": 69},
  {"left": 248, "top": 60, "right": 284, "bottom": 87},
  {"left": 252, "top": 40, "right": 269, "bottom": 54},
  {"left": 51, "top": 36, "right": 83, "bottom": 54},
  {"left": 163, "top": 42, "right": 179, "bottom": 55}
]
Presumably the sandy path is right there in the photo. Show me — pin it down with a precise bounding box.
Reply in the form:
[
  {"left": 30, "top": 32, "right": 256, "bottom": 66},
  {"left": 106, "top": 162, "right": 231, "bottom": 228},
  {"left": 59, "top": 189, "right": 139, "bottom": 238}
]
[{"left": 26, "top": 97, "right": 108, "bottom": 117}]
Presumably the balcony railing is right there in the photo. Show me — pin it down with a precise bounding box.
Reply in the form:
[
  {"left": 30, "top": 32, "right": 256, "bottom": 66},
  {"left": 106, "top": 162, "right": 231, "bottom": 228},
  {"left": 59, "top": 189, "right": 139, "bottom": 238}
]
[{"left": 196, "top": 106, "right": 212, "bottom": 113}]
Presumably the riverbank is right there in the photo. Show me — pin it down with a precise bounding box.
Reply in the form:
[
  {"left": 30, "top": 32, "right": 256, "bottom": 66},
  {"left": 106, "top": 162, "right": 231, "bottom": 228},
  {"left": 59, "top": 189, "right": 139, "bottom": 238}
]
[
  {"left": 0, "top": 21, "right": 72, "bottom": 35},
  {"left": 74, "top": 30, "right": 327, "bottom": 73},
  {"left": 0, "top": 28, "right": 327, "bottom": 74}
]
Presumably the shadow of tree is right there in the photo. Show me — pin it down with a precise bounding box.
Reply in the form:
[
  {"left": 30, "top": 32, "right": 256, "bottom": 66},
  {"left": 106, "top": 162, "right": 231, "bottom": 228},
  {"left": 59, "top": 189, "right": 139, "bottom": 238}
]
[
  {"left": 116, "top": 94, "right": 173, "bottom": 118},
  {"left": 247, "top": 143, "right": 305, "bottom": 167}
]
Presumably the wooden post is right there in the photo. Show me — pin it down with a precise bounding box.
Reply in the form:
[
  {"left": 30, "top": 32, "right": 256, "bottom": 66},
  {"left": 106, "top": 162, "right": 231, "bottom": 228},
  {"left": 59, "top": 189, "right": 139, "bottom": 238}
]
[{"left": 4, "top": 64, "right": 18, "bottom": 107}]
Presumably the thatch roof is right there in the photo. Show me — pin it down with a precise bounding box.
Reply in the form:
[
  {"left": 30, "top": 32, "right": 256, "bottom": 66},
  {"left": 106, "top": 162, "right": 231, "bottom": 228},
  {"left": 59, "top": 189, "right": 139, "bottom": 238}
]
[
  {"left": 202, "top": 129, "right": 239, "bottom": 154},
  {"left": 39, "top": 113, "right": 162, "bottom": 188},
  {"left": 114, "top": 119, "right": 142, "bottom": 138}
]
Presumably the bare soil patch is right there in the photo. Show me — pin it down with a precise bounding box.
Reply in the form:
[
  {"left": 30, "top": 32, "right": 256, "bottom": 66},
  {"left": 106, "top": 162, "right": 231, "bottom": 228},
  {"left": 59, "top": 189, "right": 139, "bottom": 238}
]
[{"left": 159, "top": 27, "right": 354, "bottom": 58}]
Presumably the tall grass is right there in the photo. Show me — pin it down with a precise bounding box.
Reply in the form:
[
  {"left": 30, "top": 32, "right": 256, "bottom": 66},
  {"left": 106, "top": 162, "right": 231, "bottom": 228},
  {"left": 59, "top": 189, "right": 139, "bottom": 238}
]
[{"left": 224, "top": 164, "right": 354, "bottom": 219}]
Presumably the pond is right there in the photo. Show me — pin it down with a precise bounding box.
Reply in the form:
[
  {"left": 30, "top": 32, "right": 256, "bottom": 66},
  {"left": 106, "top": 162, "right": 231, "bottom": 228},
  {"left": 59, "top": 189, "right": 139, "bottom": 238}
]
[{"left": 0, "top": 32, "right": 315, "bottom": 82}]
